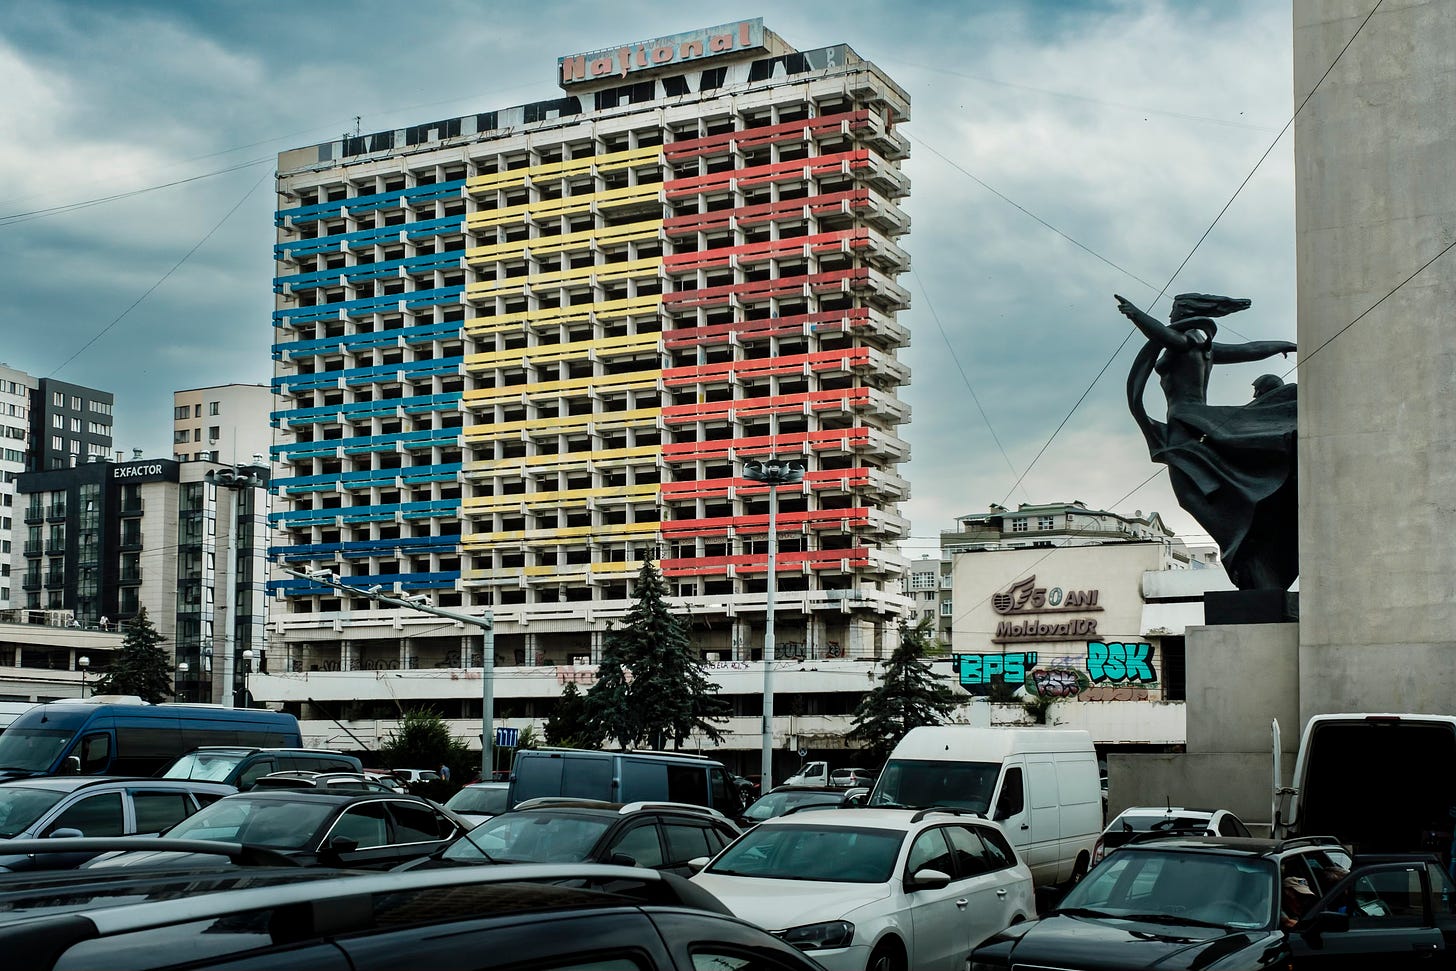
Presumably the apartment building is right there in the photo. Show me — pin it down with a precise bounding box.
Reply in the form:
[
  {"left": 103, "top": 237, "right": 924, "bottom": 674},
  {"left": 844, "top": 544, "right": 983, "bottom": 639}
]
[
  {"left": 173, "top": 384, "right": 273, "bottom": 465},
  {"left": 14, "top": 456, "right": 269, "bottom": 705},
  {"left": 262, "top": 20, "right": 913, "bottom": 766}
]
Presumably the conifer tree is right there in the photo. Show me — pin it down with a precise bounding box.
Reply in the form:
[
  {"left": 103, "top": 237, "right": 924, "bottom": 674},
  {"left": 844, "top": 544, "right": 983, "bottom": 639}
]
[
  {"left": 545, "top": 681, "right": 601, "bottom": 748},
  {"left": 585, "top": 560, "right": 729, "bottom": 749},
  {"left": 93, "top": 605, "right": 174, "bottom": 704},
  {"left": 848, "top": 619, "right": 960, "bottom": 764}
]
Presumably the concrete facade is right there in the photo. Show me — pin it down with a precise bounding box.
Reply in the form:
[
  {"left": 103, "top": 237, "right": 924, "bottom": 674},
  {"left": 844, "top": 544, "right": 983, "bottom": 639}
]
[
  {"left": 172, "top": 384, "right": 272, "bottom": 466},
  {"left": 1294, "top": 0, "right": 1456, "bottom": 719}
]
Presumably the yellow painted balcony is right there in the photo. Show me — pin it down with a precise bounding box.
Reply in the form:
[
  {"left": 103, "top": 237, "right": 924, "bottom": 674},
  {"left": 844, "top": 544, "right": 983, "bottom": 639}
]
[
  {"left": 466, "top": 219, "right": 662, "bottom": 267},
  {"left": 461, "top": 369, "right": 662, "bottom": 405},
  {"left": 464, "top": 295, "right": 661, "bottom": 338},
  {"left": 462, "top": 481, "right": 658, "bottom": 512},
  {"left": 466, "top": 146, "right": 663, "bottom": 195},
  {"left": 467, "top": 444, "right": 659, "bottom": 476},
  {"left": 462, "top": 521, "right": 657, "bottom": 550},
  {"left": 463, "top": 407, "right": 662, "bottom": 442},
  {"left": 465, "top": 256, "right": 661, "bottom": 301},
  {"left": 464, "top": 332, "right": 660, "bottom": 372}
]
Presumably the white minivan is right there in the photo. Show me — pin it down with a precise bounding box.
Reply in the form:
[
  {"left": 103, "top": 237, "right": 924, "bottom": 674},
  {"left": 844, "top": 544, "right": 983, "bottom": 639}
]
[{"left": 867, "top": 726, "right": 1101, "bottom": 887}]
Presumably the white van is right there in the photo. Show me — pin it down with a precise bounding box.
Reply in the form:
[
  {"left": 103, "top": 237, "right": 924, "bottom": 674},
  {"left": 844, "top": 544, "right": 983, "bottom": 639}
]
[
  {"left": 1273, "top": 713, "right": 1456, "bottom": 867},
  {"left": 867, "top": 726, "right": 1101, "bottom": 887}
]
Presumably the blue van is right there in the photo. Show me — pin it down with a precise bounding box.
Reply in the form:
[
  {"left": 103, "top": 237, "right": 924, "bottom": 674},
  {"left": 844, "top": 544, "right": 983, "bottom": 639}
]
[{"left": 0, "top": 702, "right": 301, "bottom": 781}]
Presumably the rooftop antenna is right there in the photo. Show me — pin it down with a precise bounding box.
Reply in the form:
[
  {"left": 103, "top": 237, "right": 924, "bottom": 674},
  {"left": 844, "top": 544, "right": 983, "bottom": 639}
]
[{"left": 353, "top": 116, "right": 362, "bottom": 136}]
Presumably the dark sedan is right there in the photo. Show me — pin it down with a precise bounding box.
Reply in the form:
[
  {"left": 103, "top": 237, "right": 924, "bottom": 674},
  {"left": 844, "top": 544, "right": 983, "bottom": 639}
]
[
  {"left": 738, "top": 784, "right": 861, "bottom": 828},
  {"left": 84, "top": 790, "right": 462, "bottom": 870},
  {"left": 970, "top": 836, "right": 1456, "bottom": 970}
]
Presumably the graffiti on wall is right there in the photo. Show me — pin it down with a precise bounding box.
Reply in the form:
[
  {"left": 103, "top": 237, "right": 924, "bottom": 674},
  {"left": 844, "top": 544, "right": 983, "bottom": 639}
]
[{"left": 954, "top": 641, "right": 1160, "bottom": 700}]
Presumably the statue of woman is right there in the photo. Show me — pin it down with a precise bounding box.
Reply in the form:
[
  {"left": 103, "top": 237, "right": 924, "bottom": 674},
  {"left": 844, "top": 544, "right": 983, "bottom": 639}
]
[{"left": 1115, "top": 293, "right": 1298, "bottom": 591}]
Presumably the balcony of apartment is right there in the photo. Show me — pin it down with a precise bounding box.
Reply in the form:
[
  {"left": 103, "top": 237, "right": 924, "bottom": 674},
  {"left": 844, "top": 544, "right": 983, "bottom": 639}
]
[
  {"left": 119, "top": 496, "right": 144, "bottom": 517},
  {"left": 23, "top": 541, "right": 43, "bottom": 557},
  {"left": 23, "top": 506, "right": 44, "bottom": 525},
  {"left": 46, "top": 504, "right": 68, "bottom": 522},
  {"left": 466, "top": 218, "right": 662, "bottom": 270},
  {"left": 664, "top": 110, "right": 872, "bottom": 164},
  {"left": 462, "top": 406, "right": 663, "bottom": 447},
  {"left": 463, "top": 294, "right": 661, "bottom": 341},
  {"left": 117, "top": 533, "right": 143, "bottom": 552},
  {"left": 461, "top": 369, "right": 663, "bottom": 410},
  {"left": 660, "top": 424, "right": 889, "bottom": 465},
  {"left": 20, "top": 575, "right": 42, "bottom": 592},
  {"left": 118, "top": 566, "right": 143, "bottom": 586},
  {"left": 44, "top": 539, "right": 67, "bottom": 555},
  {"left": 844, "top": 266, "right": 911, "bottom": 314},
  {"left": 462, "top": 332, "right": 660, "bottom": 376},
  {"left": 43, "top": 571, "right": 65, "bottom": 587},
  {"left": 661, "top": 506, "right": 908, "bottom": 543}
]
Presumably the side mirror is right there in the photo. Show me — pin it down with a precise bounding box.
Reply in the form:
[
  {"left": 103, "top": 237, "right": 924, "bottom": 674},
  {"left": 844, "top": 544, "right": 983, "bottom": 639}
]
[
  {"left": 48, "top": 828, "right": 84, "bottom": 839},
  {"left": 59, "top": 756, "right": 81, "bottom": 776},
  {"left": 608, "top": 853, "right": 638, "bottom": 867},
  {"left": 907, "top": 867, "right": 952, "bottom": 891},
  {"left": 687, "top": 856, "right": 710, "bottom": 873},
  {"left": 326, "top": 835, "right": 359, "bottom": 854}
]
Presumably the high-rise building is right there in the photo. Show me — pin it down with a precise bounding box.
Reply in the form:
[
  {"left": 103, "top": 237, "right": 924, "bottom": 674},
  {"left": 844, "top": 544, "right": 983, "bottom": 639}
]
[
  {"left": 0, "top": 365, "right": 37, "bottom": 611},
  {"left": 32, "top": 378, "right": 113, "bottom": 471},
  {"left": 13, "top": 456, "right": 270, "bottom": 704},
  {"left": 266, "top": 21, "right": 912, "bottom": 760},
  {"left": 172, "top": 384, "right": 273, "bottom": 465}
]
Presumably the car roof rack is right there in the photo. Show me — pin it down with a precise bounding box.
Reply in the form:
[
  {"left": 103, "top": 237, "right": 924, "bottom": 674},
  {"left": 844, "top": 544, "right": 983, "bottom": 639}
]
[
  {"left": 512, "top": 797, "right": 619, "bottom": 810},
  {"left": 1277, "top": 835, "right": 1348, "bottom": 851},
  {"left": 909, "top": 807, "right": 985, "bottom": 823},
  {"left": 0, "top": 837, "right": 300, "bottom": 868},
  {"left": 616, "top": 801, "right": 728, "bottom": 819}
]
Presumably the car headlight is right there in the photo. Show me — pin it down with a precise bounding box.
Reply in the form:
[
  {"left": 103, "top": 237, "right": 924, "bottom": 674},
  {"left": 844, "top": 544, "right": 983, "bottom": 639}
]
[{"left": 777, "top": 919, "right": 856, "bottom": 950}]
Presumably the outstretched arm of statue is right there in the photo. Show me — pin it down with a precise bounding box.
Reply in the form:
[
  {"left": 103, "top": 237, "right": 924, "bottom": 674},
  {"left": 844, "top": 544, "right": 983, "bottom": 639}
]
[
  {"left": 1211, "top": 340, "right": 1297, "bottom": 364},
  {"left": 1114, "top": 294, "right": 1190, "bottom": 351}
]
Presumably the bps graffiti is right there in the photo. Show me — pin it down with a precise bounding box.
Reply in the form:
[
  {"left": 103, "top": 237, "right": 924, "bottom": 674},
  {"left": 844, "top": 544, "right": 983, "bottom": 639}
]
[{"left": 958, "top": 641, "right": 1160, "bottom": 700}]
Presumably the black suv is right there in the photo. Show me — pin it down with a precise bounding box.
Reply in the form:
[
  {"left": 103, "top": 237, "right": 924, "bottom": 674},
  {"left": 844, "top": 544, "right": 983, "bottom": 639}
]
[
  {"left": 0, "top": 856, "right": 823, "bottom": 971},
  {"left": 971, "top": 835, "right": 1456, "bottom": 969},
  {"left": 403, "top": 799, "right": 740, "bottom": 877}
]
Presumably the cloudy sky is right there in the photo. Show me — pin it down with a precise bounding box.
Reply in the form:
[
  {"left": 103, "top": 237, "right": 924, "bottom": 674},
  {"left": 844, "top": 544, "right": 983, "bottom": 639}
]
[{"left": 0, "top": 0, "right": 1299, "bottom": 553}]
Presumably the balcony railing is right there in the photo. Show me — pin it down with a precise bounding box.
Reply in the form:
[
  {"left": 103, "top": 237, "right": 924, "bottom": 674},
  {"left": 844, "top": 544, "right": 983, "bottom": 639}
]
[
  {"left": 23, "top": 541, "right": 42, "bottom": 556},
  {"left": 23, "top": 507, "right": 44, "bottom": 524},
  {"left": 119, "top": 498, "right": 144, "bottom": 516},
  {"left": 118, "top": 535, "right": 143, "bottom": 551},
  {"left": 47, "top": 504, "right": 68, "bottom": 521},
  {"left": 45, "top": 540, "right": 66, "bottom": 555}
]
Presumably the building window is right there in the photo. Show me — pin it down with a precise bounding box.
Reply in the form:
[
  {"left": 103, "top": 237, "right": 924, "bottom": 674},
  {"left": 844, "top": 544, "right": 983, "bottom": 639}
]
[
  {"left": 940, "top": 600, "right": 953, "bottom": 616},
  {"left": 51, "top": 435, "right": 62, "bottom": 451},
  {"left": 209, "top": 402, "right": 220, "bottom": 416},
  {"left": 70, "top": 418, "right": 81, "bottom": 432},
  {"left": 1037, "top": 516, "right": 1054, "bottom": 530},
  {"left": 1011, "top": 518, "right": 1029, "bottom": 532},
  {"left": 910, "top": 572, "right": 936, "bottom": 590},
  {"left": 69, "top": 396, "right": 81, "bottom": 410},
  {"left": 52, "top": 414, "right": 62, "bottom": 429},
  {"left": 90, "top": 401, "right": 112, "bottom": 415},
  {"left": 174, "top": 406, "right": 190, "bottom": 420},
  {"left": 208, "top": 426, "right": 220, "bottom": 441},
  {"left": 53, "top": 391, "right": 63, "bottom": 406},
  {"left": 193, "top": 404, "right": 202, "bottom": 418}
]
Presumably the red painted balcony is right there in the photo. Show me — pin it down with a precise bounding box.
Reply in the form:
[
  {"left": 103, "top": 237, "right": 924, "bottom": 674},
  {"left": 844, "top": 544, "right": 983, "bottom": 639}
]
[
  {"left": 663, "top": 308, "right": 870, "bottom": 349},
  {"left": 663, "top": 267, "right": 869, "bottom": 311},
  {"left": 662, "top": 228, "right": 871, "bottom": 274},
  {"left": 663, "top": 188, "right": 886, "bottom": 238},
  {"left": 662, "top": 426, "right": 872, "bottom": 464},
  {"left": 663, "top": 149, "right": 877, "bottom": 201},
  {"left": 659, "top": 547, "right": 873, "bottom": 577},
  {"left": 664, "top": 346, "right": 869, "bottom": 387},
  {"left": 661, "top": 387, "right": 869, "bottom": 425},
  {"left": 662, "top": 507, "right": 872, "bottom": 540},
  {"left": 664, "top": 110, "right": 869, "bottom": 162}
]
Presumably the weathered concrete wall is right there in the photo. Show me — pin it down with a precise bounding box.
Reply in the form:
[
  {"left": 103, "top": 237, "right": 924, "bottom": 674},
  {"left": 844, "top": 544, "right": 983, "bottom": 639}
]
[
  {"left": 1108, "top": 623, "right": 1299, "bottom": 830},
  {"left": 1293, "top": 0, "right": 1456, "bottom": 720}
]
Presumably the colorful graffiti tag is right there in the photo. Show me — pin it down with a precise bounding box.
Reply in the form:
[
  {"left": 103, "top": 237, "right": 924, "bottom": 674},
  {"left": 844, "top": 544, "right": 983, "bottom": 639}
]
[{"left": 954, "top": 641, "right": 1160, "bottom": 700}]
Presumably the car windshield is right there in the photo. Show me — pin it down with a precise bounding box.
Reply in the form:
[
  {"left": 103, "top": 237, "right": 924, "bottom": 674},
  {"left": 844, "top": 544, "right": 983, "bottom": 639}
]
[
  {"left": 444, "top": 786, "right": 509, "bottom": 816},
  {"left": 443, "top": 811, "right": 612, "bottom": 863},
  {"left": 0, "top": 786, "right": 68, "bottom": 838},
  {"left": 743, "top": 790, "right": 843, "bottom": 822},
  {"left": 161, "top": 750, "right": 248, "bottom": 782},
  {"left": 1112, "top": 812, "right": 1213, "bottom": 832},
  {"left": 1059, "top": 849, "right": 1276, "bottom": 929},
  {"left": 706, "top": 824, "right": 904, "bottom": 883},
  {"left": 0, "top": 728, "right": 74, "bottom": 774},
  {"left": 869, "top": 759, "right": 999, "bottom": 812},
  {"left": 165, "top": 797, "right": 336, "bottom": 849}
]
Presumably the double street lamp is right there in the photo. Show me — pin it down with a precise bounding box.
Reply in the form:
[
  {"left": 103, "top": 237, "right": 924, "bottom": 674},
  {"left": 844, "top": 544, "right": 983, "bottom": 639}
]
[
  {"left": 283, "top": 567, "right": 496, "bottom": 778},
  {"left": 241, "top": 649, "right": 254, "bottom": 708},
  {"left": 207, "top": 461, "right": 268, "bottom": 708},
  {"left": 742, "top": 458, "right": 805, "bottom": 792},
  {"left": 78, "top": 655, "right": 90, "bottom": 699}
]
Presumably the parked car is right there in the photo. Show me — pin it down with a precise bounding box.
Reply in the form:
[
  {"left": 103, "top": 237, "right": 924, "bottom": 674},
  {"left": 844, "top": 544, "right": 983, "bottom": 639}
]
[
  {"left": 1093, "top": 805, "right": 1251, "bottom": 863},
  {"left": 360, "top": 768, "right": 407, "bottom": 792},
  {"left": 830, "top": 767, "right": 878, "bottom": 788},
  {"left": 158, "top": 746, "right": 362, "bottom": 790},
  {"left": 0, "top": 859, "right": 826, "bottom": 971},
  {"left": 782, "top": 760, "right": 832, "bottom": 786},
  {"left": 740, "top": 785, "right": 863, "bottom": 828},
  {"left": 693, "top": 807, "right": 1035, "bottom": 971},
  {"left": 0, "top": 777, "right": 233, "bottom": 871},
  {"left": 971, "top": 834, "right": 1456, "bottom": 969},
  {"left": 442, "top": 781, "right": 510, "bottom": 825},
  {"left": 404, "top": 800, "right": 740, "bottom": 878},
  {"left": 250, "top": 770, "right": 400, "bottom": 793},
  {"left": 869, "top": 726, "right": 1101, "bottom": 888},
  {"left": 392, "top": 768, "right": 442, "bottom": 786},
  {"left": 84, "top": 789, "right": 462, "bottom": 870}
]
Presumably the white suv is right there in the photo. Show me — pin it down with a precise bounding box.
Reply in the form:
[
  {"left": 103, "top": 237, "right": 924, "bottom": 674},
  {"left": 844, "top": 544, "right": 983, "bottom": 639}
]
[{"left": 692, "top": 807, "right": 1034, "bottom": 971}]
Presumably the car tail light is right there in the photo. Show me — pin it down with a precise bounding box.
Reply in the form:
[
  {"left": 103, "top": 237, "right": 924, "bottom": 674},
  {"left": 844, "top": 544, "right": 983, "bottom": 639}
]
[{"left": 1091, "top": 837, "right": 1105, "bottom": 864}]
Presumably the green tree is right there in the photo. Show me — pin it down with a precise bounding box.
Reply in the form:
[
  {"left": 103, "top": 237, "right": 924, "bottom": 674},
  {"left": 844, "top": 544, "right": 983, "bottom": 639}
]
[
  {"left": 545, "top": 681, "right": 601, "bottom": 748},
  {"left": 93, "top": 605, "right": 173, "bottom": 703},
  {"left": 382, "top": 708, "right": 472, "bottom": 794},
  {"left": 586, "top": 561, "right": 729, "bottom": 750},
  {"left": 848, "top": 619, "right": 960, "bottom": 765}
]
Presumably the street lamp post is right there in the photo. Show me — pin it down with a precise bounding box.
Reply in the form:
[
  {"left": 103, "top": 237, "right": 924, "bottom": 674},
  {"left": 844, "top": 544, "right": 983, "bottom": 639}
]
[
  {"left": 742, "top": 459, "right": 805, "bottom": 792},
  {"left": 177, "top": 661, "right": 190, "bottom": 703},
  {"left": 283, "top": 568, "right": 496, "bottom": 779},
  {"left": 208, "top": 462, "right": 267, "bottom": 708},
  {"left": 240, "top": 649, "right": 253, "bottom": 708},
  {"left": 78, "top": 655, "right": 90, "bottom": 699}
]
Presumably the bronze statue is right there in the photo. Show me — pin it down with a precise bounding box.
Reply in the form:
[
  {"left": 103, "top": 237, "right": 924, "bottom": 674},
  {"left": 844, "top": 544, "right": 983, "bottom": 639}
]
[{"left": 1116, "top": 293, "right": 1298, "bottom": 591}]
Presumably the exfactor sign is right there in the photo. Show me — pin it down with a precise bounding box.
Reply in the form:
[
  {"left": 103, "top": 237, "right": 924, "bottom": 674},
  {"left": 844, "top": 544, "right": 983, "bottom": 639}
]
[
  {"left": 559, "top": 19, "right": 765, "bottom": 87},
  {"left": 111, "top": 460, "right": 177, "bottom": 483}
]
